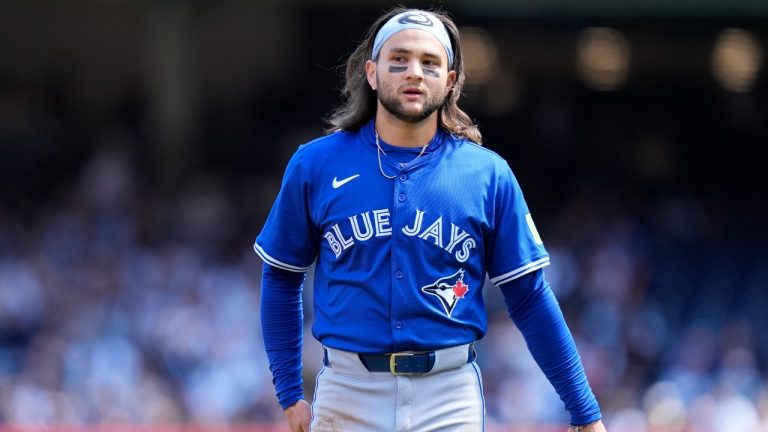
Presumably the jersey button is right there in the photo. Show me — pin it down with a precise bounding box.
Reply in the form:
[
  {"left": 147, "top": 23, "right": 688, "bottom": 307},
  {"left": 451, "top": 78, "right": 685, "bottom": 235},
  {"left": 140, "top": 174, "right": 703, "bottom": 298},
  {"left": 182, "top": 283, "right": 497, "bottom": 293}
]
[
  {"left": 394, "top": 321, "right": 403, "bottom": 329},
  {"left": 399, "top": 174, "right": 407, "bottom": 182},
  {"left": 398, "top": 193, "right": 406, "bottom": 202},
  {"left": 395, "top": 270, "right": 403, "bottom": 279}
]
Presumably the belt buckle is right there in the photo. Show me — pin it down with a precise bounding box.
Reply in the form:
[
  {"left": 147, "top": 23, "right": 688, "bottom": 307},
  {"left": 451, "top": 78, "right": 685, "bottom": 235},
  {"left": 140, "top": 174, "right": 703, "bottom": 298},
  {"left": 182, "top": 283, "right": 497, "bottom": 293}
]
[{"left": 389, "top": 352, "right": 414, "bottom": 375}]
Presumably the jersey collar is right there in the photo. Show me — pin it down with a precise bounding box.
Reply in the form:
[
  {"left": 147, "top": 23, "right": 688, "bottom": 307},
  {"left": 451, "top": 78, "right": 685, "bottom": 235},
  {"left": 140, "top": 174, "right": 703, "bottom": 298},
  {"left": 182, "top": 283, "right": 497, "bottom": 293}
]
[{"left": 361, "top": 118, "right": 447, "bottom": 171}]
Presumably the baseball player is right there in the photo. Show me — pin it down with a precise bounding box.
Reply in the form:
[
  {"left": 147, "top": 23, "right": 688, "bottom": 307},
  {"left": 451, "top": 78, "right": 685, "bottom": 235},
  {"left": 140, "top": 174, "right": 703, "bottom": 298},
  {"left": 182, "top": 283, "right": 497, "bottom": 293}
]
[{"left": 255, "top": 7, "right": 607, "bottom": 432}]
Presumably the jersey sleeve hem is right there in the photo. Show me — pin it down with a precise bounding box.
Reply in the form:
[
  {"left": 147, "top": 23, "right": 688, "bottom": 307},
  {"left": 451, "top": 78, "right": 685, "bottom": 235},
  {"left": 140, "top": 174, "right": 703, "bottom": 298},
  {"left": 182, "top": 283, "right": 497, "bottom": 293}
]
[
  {"left": 254, "top": 242, "right": 313, "bottom": 273},
  {"left": 490, "top": 256, "right": 550, "bottom": 286}
]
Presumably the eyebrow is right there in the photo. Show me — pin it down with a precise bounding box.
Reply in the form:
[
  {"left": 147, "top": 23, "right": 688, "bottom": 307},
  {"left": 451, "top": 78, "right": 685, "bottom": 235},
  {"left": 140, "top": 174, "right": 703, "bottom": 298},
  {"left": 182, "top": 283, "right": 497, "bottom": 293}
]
[{"left": 387, "top": 46, "right": 443, "bottom": 62}]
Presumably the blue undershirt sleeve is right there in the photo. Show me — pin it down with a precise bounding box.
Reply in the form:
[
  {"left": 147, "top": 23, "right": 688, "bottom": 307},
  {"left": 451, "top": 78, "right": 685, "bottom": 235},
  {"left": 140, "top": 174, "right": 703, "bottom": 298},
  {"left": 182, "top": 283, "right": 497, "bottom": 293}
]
[
  {"left": 498, "top": 269, "right": 602, "bottom": 425},
  {"left": 260, "top": 263, "right": 306, "bottom": 410}
]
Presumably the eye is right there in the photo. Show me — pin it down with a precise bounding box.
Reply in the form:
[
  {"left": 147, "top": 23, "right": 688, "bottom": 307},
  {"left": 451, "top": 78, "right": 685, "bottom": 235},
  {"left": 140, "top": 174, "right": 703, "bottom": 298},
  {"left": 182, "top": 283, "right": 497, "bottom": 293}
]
[
  {"left": 423, "top": 59, "right": 439, "bottom": 67},
  {"left": 392, "top": 56, "right": 407, "bottom": 63}
]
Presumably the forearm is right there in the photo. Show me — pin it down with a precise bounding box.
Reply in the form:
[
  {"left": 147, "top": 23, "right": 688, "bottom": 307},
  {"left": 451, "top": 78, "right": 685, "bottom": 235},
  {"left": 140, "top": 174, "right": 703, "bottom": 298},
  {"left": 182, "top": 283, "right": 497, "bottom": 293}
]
[
  {"left": 499, "top": 270, "right": 602, "bottom": 425},
  {"left": 261, "top": 263, "right": 306, "bottom": 409}
]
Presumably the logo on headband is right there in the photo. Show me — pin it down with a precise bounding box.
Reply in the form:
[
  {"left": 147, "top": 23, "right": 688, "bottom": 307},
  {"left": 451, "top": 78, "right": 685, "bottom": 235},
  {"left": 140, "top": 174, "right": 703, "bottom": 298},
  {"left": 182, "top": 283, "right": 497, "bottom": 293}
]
[{"left": 398, "top": 12, "right": 434, "bottom": 27}]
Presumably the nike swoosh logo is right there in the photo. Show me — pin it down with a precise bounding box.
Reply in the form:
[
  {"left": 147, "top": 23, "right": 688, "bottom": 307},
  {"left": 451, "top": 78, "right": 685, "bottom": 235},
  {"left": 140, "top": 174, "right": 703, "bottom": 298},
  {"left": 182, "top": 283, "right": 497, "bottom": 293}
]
[{"left": 332, "top": 174, "right": 360, "bottom": 189}]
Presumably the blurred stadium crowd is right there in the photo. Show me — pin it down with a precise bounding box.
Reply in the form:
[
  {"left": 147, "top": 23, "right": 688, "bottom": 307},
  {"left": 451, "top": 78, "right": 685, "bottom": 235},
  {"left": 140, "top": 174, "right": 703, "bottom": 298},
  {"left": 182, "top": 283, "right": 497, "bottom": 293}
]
[
  {"left": 2, "top": 3, "right": 768, "bottom": 432},
  {"left": 2, "top": 78, "right": 768, "bottom": 432}
]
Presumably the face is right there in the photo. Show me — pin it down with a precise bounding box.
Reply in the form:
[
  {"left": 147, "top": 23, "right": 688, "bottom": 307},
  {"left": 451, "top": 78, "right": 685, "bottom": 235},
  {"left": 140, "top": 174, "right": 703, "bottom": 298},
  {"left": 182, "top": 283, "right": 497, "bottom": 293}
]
[{"left": 366, "top": 29, "right": 457, "bottom": 124}]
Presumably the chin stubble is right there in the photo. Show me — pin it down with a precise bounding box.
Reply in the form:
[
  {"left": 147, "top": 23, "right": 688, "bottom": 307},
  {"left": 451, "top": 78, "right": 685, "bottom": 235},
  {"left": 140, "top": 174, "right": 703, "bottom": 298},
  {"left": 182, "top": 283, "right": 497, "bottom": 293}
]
[{"left": 376, "top": 81, "right": 447, "bottom": 124}]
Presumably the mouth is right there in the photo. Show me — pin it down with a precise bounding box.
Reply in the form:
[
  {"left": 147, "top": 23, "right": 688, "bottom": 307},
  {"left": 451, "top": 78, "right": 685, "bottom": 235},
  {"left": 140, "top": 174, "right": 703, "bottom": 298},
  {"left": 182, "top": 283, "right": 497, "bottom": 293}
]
[{"left": 402, "top": 88, "right": 424, "bottom": 100}]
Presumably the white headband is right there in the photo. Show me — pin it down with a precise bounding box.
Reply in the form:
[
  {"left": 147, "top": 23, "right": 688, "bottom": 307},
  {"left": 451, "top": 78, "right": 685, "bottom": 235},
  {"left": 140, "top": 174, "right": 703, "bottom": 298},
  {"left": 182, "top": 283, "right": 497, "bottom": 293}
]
[{"left": 371, "top": 10, "right": 454, "bottom": 69}]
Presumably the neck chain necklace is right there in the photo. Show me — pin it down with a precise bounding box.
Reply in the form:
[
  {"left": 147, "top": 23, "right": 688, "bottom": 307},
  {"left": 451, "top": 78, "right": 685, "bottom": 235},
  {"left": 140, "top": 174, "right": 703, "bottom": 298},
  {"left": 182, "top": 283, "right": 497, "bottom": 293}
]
[{"left": 375, "top": 130, "right": 428, "bottom": 179}]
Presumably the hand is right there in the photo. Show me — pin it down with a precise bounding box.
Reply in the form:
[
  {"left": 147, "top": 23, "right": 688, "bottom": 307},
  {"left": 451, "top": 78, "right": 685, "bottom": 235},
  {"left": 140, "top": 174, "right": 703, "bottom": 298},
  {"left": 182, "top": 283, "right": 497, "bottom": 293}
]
[
  {"left": 568, "top": 419, "right": 607, "bottom": 432},
  {"left": 284, "top": 399, "right": 311, "bottom": 432}
]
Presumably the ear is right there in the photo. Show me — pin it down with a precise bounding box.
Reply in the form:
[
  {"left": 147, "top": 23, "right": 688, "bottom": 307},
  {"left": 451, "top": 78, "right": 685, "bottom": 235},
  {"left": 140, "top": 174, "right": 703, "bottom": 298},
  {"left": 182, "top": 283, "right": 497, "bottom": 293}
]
[
  {"left": 446, "top": 70, "right": 457, "bottom": 91},
  {"left": 365, "top": 60, "right": 377, "bottom": 90}
]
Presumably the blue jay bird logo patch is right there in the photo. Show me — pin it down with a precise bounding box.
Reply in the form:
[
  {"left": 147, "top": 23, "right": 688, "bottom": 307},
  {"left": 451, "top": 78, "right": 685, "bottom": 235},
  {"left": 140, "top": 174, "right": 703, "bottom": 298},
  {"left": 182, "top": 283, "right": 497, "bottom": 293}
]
[{"left": 421, "top": 269, "right": 469, "bottom": 317}]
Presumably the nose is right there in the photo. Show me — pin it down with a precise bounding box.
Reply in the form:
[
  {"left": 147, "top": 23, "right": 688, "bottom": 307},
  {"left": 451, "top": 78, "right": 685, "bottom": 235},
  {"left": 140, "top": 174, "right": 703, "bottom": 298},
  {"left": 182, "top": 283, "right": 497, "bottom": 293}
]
[{"left": 405, "top": 60, "right": 424, "bottom": 81}]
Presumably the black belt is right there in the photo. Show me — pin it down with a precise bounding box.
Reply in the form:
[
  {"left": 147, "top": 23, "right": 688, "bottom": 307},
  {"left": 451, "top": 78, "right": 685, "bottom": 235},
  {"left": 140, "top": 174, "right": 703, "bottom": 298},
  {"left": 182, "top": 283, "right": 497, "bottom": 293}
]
[{"left": 357, "top": 345, "right": 476, "bottom": 375}]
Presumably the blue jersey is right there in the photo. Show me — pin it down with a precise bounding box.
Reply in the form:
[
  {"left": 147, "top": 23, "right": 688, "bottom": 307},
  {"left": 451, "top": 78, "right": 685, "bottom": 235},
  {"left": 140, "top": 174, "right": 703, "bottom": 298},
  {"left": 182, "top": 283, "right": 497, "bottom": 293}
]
[{"left": 255, "top": 120, "right": 549, "bottom": 353}]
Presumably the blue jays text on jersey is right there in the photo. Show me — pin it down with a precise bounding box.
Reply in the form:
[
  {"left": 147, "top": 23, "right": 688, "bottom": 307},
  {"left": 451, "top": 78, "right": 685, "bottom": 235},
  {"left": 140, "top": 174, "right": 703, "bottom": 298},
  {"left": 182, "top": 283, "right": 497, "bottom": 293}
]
[
  {"left": 255, "top": 119, "right": 549, "bottom": 354},
  {"left": 323, "top": 207, "right": 477, "bottom": 262}
]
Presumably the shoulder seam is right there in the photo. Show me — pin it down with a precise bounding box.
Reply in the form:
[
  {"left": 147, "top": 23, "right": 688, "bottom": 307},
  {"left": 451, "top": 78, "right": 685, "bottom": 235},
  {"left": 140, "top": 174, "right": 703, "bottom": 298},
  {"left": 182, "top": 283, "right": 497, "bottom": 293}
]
[{"left": 454, "top": 138, "right": 506, "bottom": 161}]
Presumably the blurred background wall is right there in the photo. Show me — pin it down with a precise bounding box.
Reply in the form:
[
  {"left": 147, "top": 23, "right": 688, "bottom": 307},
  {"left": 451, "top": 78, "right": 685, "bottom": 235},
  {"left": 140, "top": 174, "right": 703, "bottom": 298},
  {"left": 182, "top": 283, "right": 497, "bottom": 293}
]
[{"left": 1, "top": 0, "right": 767, "bottom": 430}]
